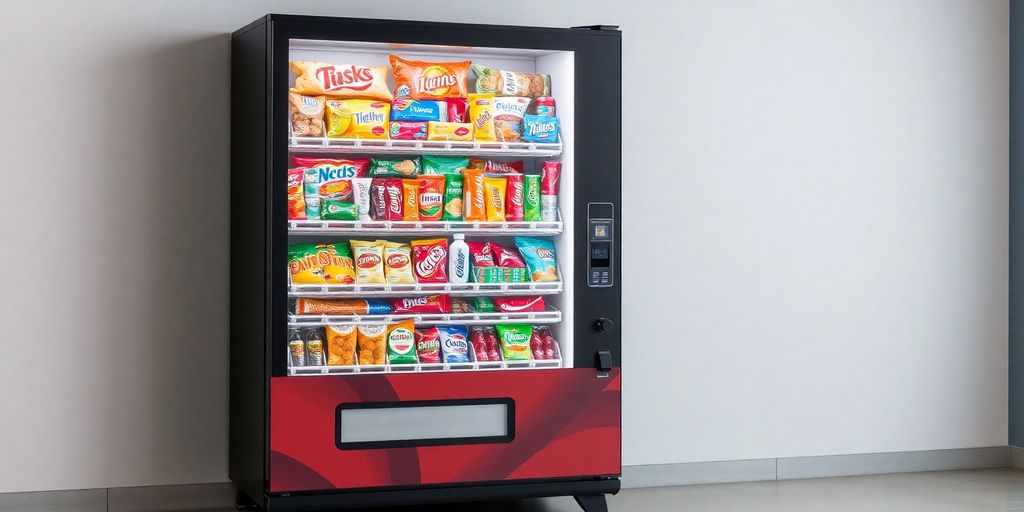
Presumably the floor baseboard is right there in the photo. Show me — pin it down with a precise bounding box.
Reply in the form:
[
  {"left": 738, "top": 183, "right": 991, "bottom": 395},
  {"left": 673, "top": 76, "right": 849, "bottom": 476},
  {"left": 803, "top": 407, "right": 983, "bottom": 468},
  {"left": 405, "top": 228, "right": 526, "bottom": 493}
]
[{"left": 0, "top": 447, "right": 1013, "bottom": 510}]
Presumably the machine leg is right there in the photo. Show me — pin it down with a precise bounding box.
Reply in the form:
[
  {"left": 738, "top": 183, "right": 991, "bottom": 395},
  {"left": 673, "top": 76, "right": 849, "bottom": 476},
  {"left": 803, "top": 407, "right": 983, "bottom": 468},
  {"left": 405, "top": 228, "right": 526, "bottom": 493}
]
[
  {"left": 574, "top": 494, "right": 609, "bottom": 512},
  {"left": 235, "top": 488, "right": 259, "bottom": 510}
]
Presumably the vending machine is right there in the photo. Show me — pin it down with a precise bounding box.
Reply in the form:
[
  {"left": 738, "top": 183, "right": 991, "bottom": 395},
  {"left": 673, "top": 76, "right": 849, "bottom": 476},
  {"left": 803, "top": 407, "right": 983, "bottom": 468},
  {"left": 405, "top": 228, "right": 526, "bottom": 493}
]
[{"left": 230, "top": 15, "right": 621, "bottom": 512}]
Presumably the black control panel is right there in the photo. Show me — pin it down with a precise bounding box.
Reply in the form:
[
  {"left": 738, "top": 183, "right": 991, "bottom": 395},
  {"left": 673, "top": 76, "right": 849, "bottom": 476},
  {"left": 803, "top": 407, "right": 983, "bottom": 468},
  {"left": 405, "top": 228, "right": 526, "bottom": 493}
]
[{"left": 587, "top": 203, "right": 614, "bottom": 287}]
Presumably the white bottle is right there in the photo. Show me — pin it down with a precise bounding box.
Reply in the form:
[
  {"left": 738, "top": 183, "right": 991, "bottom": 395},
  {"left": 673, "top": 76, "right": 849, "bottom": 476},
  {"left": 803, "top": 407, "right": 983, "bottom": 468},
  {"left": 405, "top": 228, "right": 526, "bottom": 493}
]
[{"left": 449, "top": 234, "right": 470, "bottom": 284}]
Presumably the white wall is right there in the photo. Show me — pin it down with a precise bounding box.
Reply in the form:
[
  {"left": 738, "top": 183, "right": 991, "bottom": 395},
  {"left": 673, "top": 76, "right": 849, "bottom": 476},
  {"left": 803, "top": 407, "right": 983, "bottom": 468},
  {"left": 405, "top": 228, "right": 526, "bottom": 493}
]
[{"left": 0, "top": 0, "right": 1008, "bottom": 493}]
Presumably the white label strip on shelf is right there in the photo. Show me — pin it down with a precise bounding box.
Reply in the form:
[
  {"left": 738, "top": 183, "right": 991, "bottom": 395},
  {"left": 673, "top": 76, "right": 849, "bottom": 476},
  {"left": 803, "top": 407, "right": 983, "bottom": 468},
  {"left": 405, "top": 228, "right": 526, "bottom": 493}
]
[
  {"left": 287, "top": 309, "right": 562, "bottom": 327},
  {"left": 287, "top": 359, "right": 562, "bottom": 376},
  {"left": 288, "top": 281, "right": 564, "bottom": 298},
  {"left": 288, "top": 136, "right": 562, "bottom": 157},
  {"left": 288, "top": 219, "right": 563, "bottom": 235}
]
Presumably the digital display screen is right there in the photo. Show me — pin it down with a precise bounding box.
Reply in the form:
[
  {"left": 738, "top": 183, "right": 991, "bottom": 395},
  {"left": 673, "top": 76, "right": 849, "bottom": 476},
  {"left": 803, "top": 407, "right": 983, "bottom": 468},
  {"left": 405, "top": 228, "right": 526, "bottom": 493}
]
[
  {"left": 591, "top": 244, "right": 610, "bottom": 268},
  {"left": 592, "top": 224, "right": 610, "bottom": 240}
]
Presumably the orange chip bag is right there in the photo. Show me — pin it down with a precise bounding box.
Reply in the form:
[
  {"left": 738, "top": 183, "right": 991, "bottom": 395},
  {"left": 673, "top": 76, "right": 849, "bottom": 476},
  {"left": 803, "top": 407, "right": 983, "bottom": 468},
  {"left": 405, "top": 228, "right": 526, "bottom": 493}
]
[
  {"left": 468, "top": 93, "right": 496, "bottom": 141},
  {"left": 402, "top": 179, "right": 420, "bottom": 221},
  {"left": 390, "top": 55, "right": 470, "bottom": 100},
  {"left": 289, "top": 61, "right": 393, "bottom": 101},
  {"left": 357, "top": 323, "right": 387, "bottom": 365},
  {"left": 483, "top": 175, "right": 508, "bottom": 222},
  {"left": 462, "top": 168, "right": 487, "bottom": 221},
  {"left": 326, "top": 99, "right": 390, "bottom": 139},
  {"left": 326, "top": 324, "right": 357, "bottom": 366}
]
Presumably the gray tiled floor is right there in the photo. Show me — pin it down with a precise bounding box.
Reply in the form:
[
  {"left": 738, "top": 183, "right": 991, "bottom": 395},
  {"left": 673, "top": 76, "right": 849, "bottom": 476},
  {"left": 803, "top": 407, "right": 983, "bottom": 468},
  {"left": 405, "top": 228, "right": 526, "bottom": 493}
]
[{"left": 185, "top": 468, "right": 1024, "bottom": 512}]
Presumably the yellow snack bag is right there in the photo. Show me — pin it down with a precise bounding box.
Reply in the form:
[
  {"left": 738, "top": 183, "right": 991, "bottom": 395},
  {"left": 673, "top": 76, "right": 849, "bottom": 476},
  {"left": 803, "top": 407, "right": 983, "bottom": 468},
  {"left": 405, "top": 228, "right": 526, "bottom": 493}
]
[
  {"left": 483, "top": 175, "right": 507, "bottom": 222},
  {"left": 357, "top": 323, "right": 388, "bottom": 365},
  {"left": 326, "top": 99, "right": 390, "bottom": 139},
  {"left": 326, "top": 324, "right": 357, "bottom": 366},
  {"left": 384, "top": 241, "right": 415, "bottom": 284},
  {"left": 468, "top": 93, "right": 496, "bottom": 141},
  {"left": 427, "top": 121, "right": 473, "bottom": 141},
  {"left": 350, "top": 240, "right": 386, "bottom": 284}
]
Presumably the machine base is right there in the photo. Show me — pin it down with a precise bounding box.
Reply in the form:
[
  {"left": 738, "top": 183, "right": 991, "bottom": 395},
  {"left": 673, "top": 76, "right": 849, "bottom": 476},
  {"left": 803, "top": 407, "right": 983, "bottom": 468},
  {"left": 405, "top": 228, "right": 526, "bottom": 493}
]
[
  {"left": 575, "top": 494, "right": 610, "bottom": 512},
  {"left": 256, "top": 477, "right": 620, "bottom": 511}
]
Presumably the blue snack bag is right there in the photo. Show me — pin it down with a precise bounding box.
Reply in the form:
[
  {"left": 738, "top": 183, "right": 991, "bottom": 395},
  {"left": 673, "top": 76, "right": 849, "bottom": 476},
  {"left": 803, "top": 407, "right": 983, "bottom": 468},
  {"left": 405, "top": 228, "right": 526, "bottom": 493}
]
[
  {"left": 391, "top": 99, "right": 444, "bottom": 122},
  {"left": 437, "top": 325, "right": 470, "bottom": 363},
  {"left": 514, "top": 237, "right": 559, "bottom": 282},
  {"left": 366, "top": 299, "right": 393, "bottom": 315},
  {"left": 522, "top": 115, "right": 559, "bottom": 143}
]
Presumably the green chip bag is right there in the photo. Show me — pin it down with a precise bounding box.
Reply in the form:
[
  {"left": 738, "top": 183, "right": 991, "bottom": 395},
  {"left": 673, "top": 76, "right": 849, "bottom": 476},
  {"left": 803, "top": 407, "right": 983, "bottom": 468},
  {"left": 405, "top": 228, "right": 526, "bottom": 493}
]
[
  {"left": 320, "top": 199, "right": 359, "bottom": 220},
  {"left": 386, "top": 320, "right": 417, "bottom": 364},
  {"left": 442, "top": 173, "right": 464, "bottom": 221},
  {"left": 495, "top": 324, "right": 533, "bottom": 361},
  {"left": 422, "top": 155, "right": 469, "bottom": 175},
  {"left": 523, "top": 174, "right": 542, "bottom": 222},
  {"left": 369, "top": 157, "right": 421, "bottom": 178},
  {"left": 470, "top": 297, "right": 496, "bottom": 313}
]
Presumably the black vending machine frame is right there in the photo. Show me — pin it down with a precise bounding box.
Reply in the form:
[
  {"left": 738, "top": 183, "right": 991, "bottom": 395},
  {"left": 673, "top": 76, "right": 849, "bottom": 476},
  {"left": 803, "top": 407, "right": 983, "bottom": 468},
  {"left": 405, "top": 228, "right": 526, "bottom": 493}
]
[{"left": 230, "top": 14, "right": 622, "bottom": 511}]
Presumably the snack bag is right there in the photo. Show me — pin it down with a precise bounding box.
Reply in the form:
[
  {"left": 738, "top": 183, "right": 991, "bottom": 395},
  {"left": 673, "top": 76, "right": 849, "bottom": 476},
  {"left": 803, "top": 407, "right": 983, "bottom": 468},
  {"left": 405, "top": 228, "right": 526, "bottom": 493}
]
[
  {"left": 472, "top": 64, "right": 551, "bottom": 98},
  {"left": 468, "top": 93, "right": 496, "bottom": 141},
  {"left": 416, "top": 327, "right": 442, "bottom": 364},
  {"left": 523, "top": 174, "right": 542, "bottom": 221},
  {"left": 384, "top": 178, "right": 404, "bottom": 221},
  {"left": 325, "top": 99, "right": 389, "bottom": 139},
  {"left": 287, "top": 244, "right": 327, "bottom": 284},
  {"left": 351, "top": 177, "right": 372, "bottom": 221},
  {"left": 504, "top": 173, "right": 524, "bottom": 221},
  {"left": 492, "top": 97, "right": 530, "bottom": 141},
  {"left": 389, "top": 121, "right": 428, "bottom": 140},
  {"left": 442, "top": 173, "right": 464, "bottom": 221},
  {"left": 386, "top": 319, "right": 418, "bottom": 364},
  {"left": 451, "top": 297, "right": 473, "bottom": 314},
  {"left": 483, "top": 175, "right": 507, "bottom": 222},
  {"left": 515, "top": 237, "right": 559, "bottom": 282},
  {"left": 320, "top": 243, "right": 357, "bottom": 284},
  {"left": 370, "top": 157, "right": 421, "bottom": 178},
  {"left": 298, "top": 157, "right": 369, "bottom": 220},
  {"left": 390, "top": 55, "right": 470, "bottom": 100},
  {"left": 495, "top": 323, "right": 534, "bottom": 361},
  {"left": 469, "top": 296, "right": 496, "bottom": 313},
  {"left": 494, "top": 296, "right": 545, "bottom": 313},
  {"left": 462, "top": 168, "right": 487, "bottom": 221},
  {"left": 350, "top": 240, "right": 386, "bottom": 284},
  {"left": 470, "top": 327, "right": 491, "bottom": 362},
  {"left": 295, "top": 298, "right": 392, "bottom": 315},
  {"left": 287, "top": 167, "right": 306, "bottom": 220},
  {"left": 357, "top": 324, "right": 387, "bottom": 365},
  {"left": 288, "top": 93, "right": 325, "bottom": 137},
  {"left": 422, "top": 155, "right": 468, "bottom": 175},
  {"left": 468, "top": 158, "right": 524, "bottom": 174},
  {"left": 392, "top": 294, "right": 451, "bottom": 314},
  {"left": 467, "top": 241, "right": 494, "bottom": 267},
  {"left": 390, "top": 98, "right": 444, "bottom": 122},
  {"left": 411, "top": 238, "right": 449, "bottom": 283},
  {"left": 446, "top": 98, "right": 469, "bottom": 122},
  {"left": 491, "top": 242, "right": 526, "bottom": 267},
  {"left": 438, "top": 325, "right": 470, "bottom": 363},
  {"left": 402, "top": 179, "right": 420, "bottom": 221},
  {"left": 540, "top": 161, "right": 560, "bottom": 222},
  {"left": 321, "top": 199, "right": 358, "bottom": 221},
  {"left": 383, "top": 241, "right": 415, "bottom": 284},
  {"left": 325, "top": 324, "right": 357, "bottom": 366},
  {"left": 418, "top": 175, "right": 445, "bottom": 221},
  {"left": 427, "top": 122, "right": 473, "bottom": 141},
  {"left": 522, "top": 115, "right": 559, "bottom": 143},
  {"left": 535, "top": 326, "right": 557, "bottom": 360},
  {"left": 289, "top": 61, "right": 393, "bottom": 101}
]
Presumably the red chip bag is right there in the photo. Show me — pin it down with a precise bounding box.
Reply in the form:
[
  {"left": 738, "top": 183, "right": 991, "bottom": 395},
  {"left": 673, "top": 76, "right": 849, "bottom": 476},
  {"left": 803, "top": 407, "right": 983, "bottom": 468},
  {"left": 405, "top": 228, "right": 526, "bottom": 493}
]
[
  {"left": 504, "top": 173, "right": 524, "bottom": 221},
  {"left": 411, "top": 238, "right": 449, "bottom": 283},
  {"left": 446, "top": 98, "right": 469, "bottom": 123},
  {"left": 470, "top": 327, "right": 489, "bottom": 362},
  {"left": 467, "top": 241, "right": 494, "bottom": 267},
  {"left": 384, "top": 178, "right": 404, "bottom": 221},
  {"left": 493, "top": 296, "right": 545, "bottom": 313},
  {"left": 392, "top": 294, "right": 451, "bottom": 314},
  {"left": 416, "top": 327, "right": 442, "bottom": 363},
  {"left": 468, "top": 158, "right": 524, "bottom": 174},
  {"left": 489, "top": 243, "right": 526, "bottom": 268}
]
